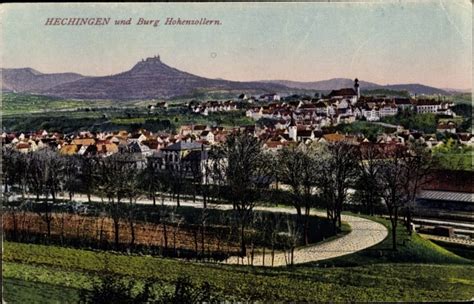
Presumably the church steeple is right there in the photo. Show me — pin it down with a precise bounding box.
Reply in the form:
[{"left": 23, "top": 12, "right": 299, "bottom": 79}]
[
  {"left": 354, "top": 78, "right": 360, "bottom": 99},
  {"left": 288, "top": 114, "right": 297, "bottom": 141},
  {"left": 289, "top": 114, "right": 297, "bottom": 127}
]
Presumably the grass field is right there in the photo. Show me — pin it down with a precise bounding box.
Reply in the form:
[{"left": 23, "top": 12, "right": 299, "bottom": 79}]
[
  {"left": 428, "top": 239, "right": 474, "bottom": 261},
  {"left": 313, "top": 215, "right": 471, "bottom": 267},
  {"left": 1, "top": 93, "right": 137, "bottom": 116},
  {"left": 2, "top": 93, "right": 255, "bottom": 133},
  {"left": 3, "top": 278, "right": 82, "bottom": 304},
  {"left": 3, "top": 216, "right": 474, "bottom": 302}
]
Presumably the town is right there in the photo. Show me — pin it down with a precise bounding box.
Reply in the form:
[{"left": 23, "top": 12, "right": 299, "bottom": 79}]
[
  {"left": 3, "top": 79, "right": 471, "bottom": 157},
  {"left": 2, "top": 2, "right": 473, "bottom": 302}
]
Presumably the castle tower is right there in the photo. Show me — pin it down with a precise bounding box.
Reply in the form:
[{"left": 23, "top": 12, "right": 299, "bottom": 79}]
[
  {"left": 354, "top": 78, "right": 360, "bottom": 99},
  {"left": 288, "top": 115, "right": 297, "bottom": 141}
]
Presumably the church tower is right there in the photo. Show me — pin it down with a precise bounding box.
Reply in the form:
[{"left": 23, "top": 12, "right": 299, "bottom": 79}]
[
  {"left": 288, "top": 115, "right": 297, "bottom": 141},
  {"left": 354, "top": 78, "right": 360, "bottom": 99}
]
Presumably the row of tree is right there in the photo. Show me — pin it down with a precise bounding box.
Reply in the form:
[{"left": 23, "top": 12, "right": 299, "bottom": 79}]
[{"left": 2, "top": 133, "right": 432, "bottom": 252}]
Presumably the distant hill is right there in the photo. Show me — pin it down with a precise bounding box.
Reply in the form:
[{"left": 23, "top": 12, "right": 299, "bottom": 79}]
[
  {"left": 1, "top": 57, "right": 454, "bottom": 99},
  {"left": 383, "top": 84, "right": 448, "bottom": 95},
  {"left": 261, "top": 78, "right": 381, "bottom": 91},
  {"left": 30, "top": 56, "right": 286, "bottom": 100},
  {"left": 260, "top": 78, "right": 450, "bottom": 95},
  {"left": 0, "top": 68, "right": 85, "bottom": 93}
]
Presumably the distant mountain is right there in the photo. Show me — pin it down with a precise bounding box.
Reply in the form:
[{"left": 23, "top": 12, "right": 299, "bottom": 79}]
[
  {"left": 382, "top": 84, "right": 448, "bottom": 95},
  {"left": 0, "top": 68, "right": 85, "bottom": 93},
  {"left": 260, "top": 78, "right": 450, "bottom": 95},
  {"left": 2, "top": 57, "right": 452, "bottom": 99},
  {"left": 441, "top": 88, "right": 471, "bottom": 94},
  {"left": 261, "top": 78, "right": 381, "bottom": 91},
  {"left": 34, "top": 56, "right": 286, "bottom": 100}
]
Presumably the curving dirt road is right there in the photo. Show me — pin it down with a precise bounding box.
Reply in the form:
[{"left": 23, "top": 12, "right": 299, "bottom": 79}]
[
  {"left": 29, "top": 194, "right": 389, "bottom": 267},
  {"left": 225, "top": 210, "right": 388, "bottom": 266}
]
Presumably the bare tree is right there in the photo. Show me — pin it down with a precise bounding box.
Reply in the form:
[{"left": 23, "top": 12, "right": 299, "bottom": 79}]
[
  {"left": 284, "top": 214, "right": 301, "bottom": 266},
  {"left": 316, "top": 141, "right": 359, "bottom": 232},
  {"left": 142, "top": 156, "right": 163, "bottom": 206},
  {"left": 378, "top": 142, "right": 433, "bottom": 249},
  {"left": 2, "top": 147, "right": 28, "bottom": 195},
  {"left": 78, "top": 156, "right": 97, "bottom": 203},
  {"left": 402, "top": 141, "right": 433, "bottom": 235},
  {"left": 26, "top": 149, "right": 64, "bottom": 238},
  {"left": 94, "top": 152, "right": 138, "bottom": 249},
  {"left": 277, "top": 145, "right": 318, "bottom": 244},
  {"left": 377, "top": 146, "right": 409, "bottom": 250},
  {"left": 355, "top": 143, "right": 383, "bottom": 216},
  {"left": 166, "top": 161, "right": 187, "bottom": 207},
  {"left": 277, "top": 147, "right": 305, "bottom": 222},
  {"left": 158, "top": 206, "right": 170, "bottom": 252},
  {"left": 211, "top": 132, "right": 267, "bottom": 257},
  {"left": 63, "top": 155, "right": 81, "bottom": 201}
]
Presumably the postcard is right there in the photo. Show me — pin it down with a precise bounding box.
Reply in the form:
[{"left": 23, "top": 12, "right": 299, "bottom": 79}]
[{"left": 1, "top": 2, "right": 473, "bottom": 303}]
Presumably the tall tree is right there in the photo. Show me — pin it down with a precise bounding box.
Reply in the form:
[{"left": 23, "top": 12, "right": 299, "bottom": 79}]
[
  {"left": 78, "top": 156, "right": 97, "bottom": 203},
  {"left": 316, "top": 141, "right": 359, "bottom": 232},
  {"left": 142, "top": 155, "right": 163, "bottom": 206},
  {"left": 377, "top": 146, "right": 407, "bottom": 250},
  {"left": 166, "top": 159, "right": 187, "bottom": 207},
  {"left": 355, "top": 143, "right": 383, "bottom": 216},
  {"left": 26, "top": 149, "right": 65, "bottom": 238},
  {"left": 94, "top": 152, "right": 140, "bottom": 248},
  {"left": 402, "top": 140, "right": 433, "bottom": 234},
  {"left": 63, "top": 155, "right": 81, "bottom": 201},
  {"left": 212, "top": 132, "right": 266, "bottom": 257},
  {"left": 277, "top": 145, "right": 318, "bottom": 244}
]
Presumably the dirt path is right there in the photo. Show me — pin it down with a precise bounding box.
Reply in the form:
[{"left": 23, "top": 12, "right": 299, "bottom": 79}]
[
  {"left": 29, "top": 194, "right": 389, "bottom": 267},
  {"left": 225, "top": 211, "right": 388, "bottom": 266}
]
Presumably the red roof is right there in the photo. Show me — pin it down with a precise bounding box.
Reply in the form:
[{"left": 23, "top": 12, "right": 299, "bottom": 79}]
[
  {"left": 328, "top": 88, "right": 357, "bottom": 97},
  {"left": 422, "top": 170, "right": 474, "bottom": 193}
]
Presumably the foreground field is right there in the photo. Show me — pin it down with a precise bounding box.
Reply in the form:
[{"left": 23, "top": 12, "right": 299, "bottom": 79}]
[{"left": 3, "top": 217, "right": 474, "bottom": 302}]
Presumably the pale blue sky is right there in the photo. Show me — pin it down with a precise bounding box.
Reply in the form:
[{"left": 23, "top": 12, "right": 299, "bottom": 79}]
[{"left": 1, "top": 1, "right": 471, "bottom": 89}]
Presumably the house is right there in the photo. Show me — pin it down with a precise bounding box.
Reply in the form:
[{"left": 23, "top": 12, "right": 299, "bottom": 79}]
[
  {"left": 128, "top": 133, "right": 147, "bottom": 143},
  {"left": 424, "top": 136, "right": 440, "bottom": 149},
  {"left": 336, "top": 99, "right": 351, "bottom": 110},
  {"left": 436, "top": 107, "right": 455, "bottom": 116},
  {"left": 156, "top": 101, "right": 168, "bottom": 109},
  {"left": 415, "top": 99, "right": 440, "bottom": 114},
  {"left": 59, "top": 144, "right": 78, "bottom": 156},
  {"left": 361, "top": 105, "right": 380, "bottom": 121},
  {"left": 337, "top": 114, "right": 356, "bottom": 124},
  {"left": 321, "top": 133, "right": 346, "bottom": 143},
  {"left": 263, "top": 140, "right": 296, "bottom": 152},
  {"left": 200, "top": 130, "right": 215, "bottom": 143},
  {"left": 394, "top": 98, "right": 413, "bottom": 110},
  {"left": 179, "top": 125, "right": 194, "bottom": 136},
  {"left": 191, "top": 125, "right": 208, "bottom": 136},
  {"left": 72, "top": 138, "right": 96, "bottom": 146},
  {"left": 379, "top": 103, "right": 398, "bottom": 118},
  {"left": 238, "top": 93, "right": 249, "bottom": 100},
  {"left": 415, "top": 170, "right": 474, "bottom": 216},
  {"left": 328, "top": 81, "right": 359, "bottom": 104},
  {"left": 296, "top": 130, "right": 315, "bottom": 142},
  {"left": 157, "top": 141, "right": 210, "bottom": 181},
  {"left": 260, "top": 93, "right": 281, "bottom": 101},
  {"left": 97, "top": 143, "right": 118, "bottom": 156},
  {"left": 142, "top": 139, "right": 165, "bottom": 152},
  {"left": 128, "top": 141, "right": 153, "bottom": 157},
  {"left": 436, "top": 121, "right": 457, "bottom": 134},
  {"left": 222, "top": 100, "right": 238, "bottom": 111},
  {"left": 246, "top": 107, "right": 263, "bottom": 120},
  {"left": 298, "top": 103, "right": 317, "bottom": 111},
  {"left": 16, "top": 142, "right": 31, "bottom": 153},
  {"left": 160, "top": 141, "right": 205, "bottom": 166}
]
